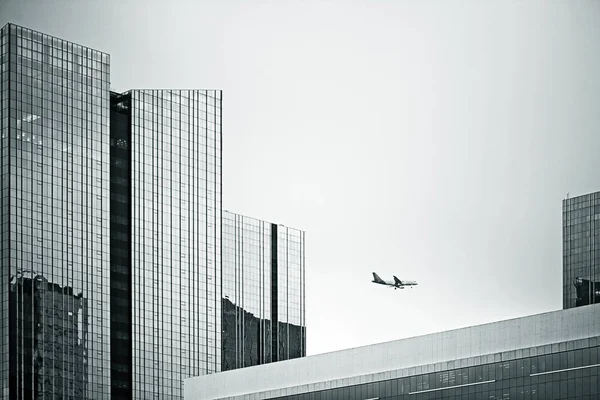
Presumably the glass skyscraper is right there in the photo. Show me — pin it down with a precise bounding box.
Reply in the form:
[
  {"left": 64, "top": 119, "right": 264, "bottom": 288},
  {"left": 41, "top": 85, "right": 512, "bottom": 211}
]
[
  {"left": 110, "top": 89, "right": 223, "bottom": 399},
  {"left": 221, "top": 211, "right": 306, "bottom": 371},
  {"left": 1, "top": 23, "right": 111, "bottom": 398},
  {"left": 1, "top": 23, "right": 306, "bottom": 399},
  {"left": 563, "top": 191, "right": 600, "bottom": 309}
]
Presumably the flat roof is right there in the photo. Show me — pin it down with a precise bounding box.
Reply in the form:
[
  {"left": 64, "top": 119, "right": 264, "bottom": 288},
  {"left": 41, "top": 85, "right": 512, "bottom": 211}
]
[{"left": 185, "top": 304, "right": 600, "bottom": 399}]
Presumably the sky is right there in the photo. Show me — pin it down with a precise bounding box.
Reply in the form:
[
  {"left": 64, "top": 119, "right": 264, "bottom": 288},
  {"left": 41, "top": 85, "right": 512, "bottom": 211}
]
[{"left": 2, "top": 0, "right": 600, "bottom": 356}]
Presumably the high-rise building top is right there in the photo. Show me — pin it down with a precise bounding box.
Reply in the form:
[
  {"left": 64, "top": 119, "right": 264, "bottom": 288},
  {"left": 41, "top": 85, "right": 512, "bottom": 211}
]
[{"left": 563, "top": 190, "right": 600, "bottom": 309}]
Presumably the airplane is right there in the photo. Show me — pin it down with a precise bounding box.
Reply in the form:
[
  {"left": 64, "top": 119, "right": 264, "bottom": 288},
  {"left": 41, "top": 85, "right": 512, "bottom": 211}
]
[{"left": 372, "top": 272, "right": 418, "bottom": 290}]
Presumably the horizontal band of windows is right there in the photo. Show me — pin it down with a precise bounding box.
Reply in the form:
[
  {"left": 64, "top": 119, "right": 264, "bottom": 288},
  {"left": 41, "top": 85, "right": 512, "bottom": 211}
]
[
  {"left": 530, "top": 363, "right": 600, "bottom": 377},
  {"left": 408, "top": 380, "right": 495, "bottom": 395}
]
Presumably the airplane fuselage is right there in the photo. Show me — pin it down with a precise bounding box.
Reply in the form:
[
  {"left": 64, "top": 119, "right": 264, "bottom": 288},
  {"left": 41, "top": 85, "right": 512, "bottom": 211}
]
[
  {"left": 372, "top": 280, "right": 417, "bottom": 288},
  {"left": 372, "top": 279, "right": 397, "bottom": 286}
]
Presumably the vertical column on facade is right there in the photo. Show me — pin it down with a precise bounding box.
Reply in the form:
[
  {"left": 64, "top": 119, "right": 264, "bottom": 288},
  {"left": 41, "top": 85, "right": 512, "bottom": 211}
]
[
  {"left": 301, "top": 230, "right": 306, "bottom": 357},
  {"left": 0, "top": 24, "right": 8, "bottom": 397},
  {"left": 270, "top": 224, "right": 278, "bottom": 363},
  {"left": 592, "top": 196, "right": 595, "bottom": 306}
]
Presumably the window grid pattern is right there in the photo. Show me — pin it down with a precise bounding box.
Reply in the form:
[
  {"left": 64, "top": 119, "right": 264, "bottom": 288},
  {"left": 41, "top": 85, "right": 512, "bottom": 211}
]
[
  {"left": 275, "top": 341, "right": 600, "bottom": 400},
  {"left": 1, "top": 24, "right": 9, "bottom": 398},
  {"left": 277, "top": 226, "right": 306, "bottom": 361},
  {"left": 109, "top": 92, "right": 132, "bottom": 399},
  {"left": 2, "top": 23, "right": 111, "bottom": 398},
  {"left": 563, "top": 192, "right": 600, "bottom": 309},
  {"left": 222, "top": 211, "right": 272, "bottom": 370},
  {"left": 130, "top": 89, "right": 222, "bottom": 399}
]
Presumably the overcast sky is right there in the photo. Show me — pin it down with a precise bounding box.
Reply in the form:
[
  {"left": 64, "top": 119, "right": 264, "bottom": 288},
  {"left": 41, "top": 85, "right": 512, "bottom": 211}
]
[{"left": 2, "top": 0, "right": 600, "bottom": 356}]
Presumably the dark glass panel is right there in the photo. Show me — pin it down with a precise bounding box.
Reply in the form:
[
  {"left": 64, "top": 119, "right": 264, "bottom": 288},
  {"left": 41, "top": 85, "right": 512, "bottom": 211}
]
[{"left": 109, "top": 91, "right": 132, "bottom": 399}]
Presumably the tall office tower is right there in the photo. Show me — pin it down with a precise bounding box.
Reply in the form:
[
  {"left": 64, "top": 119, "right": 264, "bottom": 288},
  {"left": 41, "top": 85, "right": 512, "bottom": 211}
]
[
  {"left": 0, "top": 23, "right": 112, "bottom": 399},
  {"left": 221, "top": 211, "right": 306, "bottom": 371},
  {"left": 109, "top": 89, "right": 222, "bottom": 399},
  {"left": 563, "top": 190, "right": 600, "bottom": 309}
]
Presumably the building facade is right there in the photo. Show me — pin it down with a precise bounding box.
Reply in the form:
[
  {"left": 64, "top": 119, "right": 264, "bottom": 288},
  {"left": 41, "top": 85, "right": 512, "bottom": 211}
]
[
  {"left": 9, "top": 276, "right": 89, "bottom": 399},
  {"left": 222, "top": 211, "right": 306, "bottom": 371},
  {"left": 185, "top": 304, "right": 600, "bottom": 400},
  {"left": 1, "top": 23, "right": 112, "bottom": 398},
  {"left": 109, "top": 91, "right": 132, "bottom": 398},
  {"left": 110, "top": 89, "right": 223, "bottom": 399},
  {"left": 563, "top": 191, "right": 600, "bottom": 309},
  {"left": 1, "top": 22, "right": 306, "bottom": 400}
]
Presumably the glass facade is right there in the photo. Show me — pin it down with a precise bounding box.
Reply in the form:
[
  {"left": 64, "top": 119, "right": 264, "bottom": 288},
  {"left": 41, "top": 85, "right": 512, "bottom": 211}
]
[
  {"left": 129, "top": 89, "right": 222, "bottom": 399},
  {"left": 276, "top": 222, "right": 306, "bottom": 362},
  {"left": 2, "top": 22, "right": 306, "bottom": 399},
  {"left": 274, "top": 340, "right": 600, "bottom": 400},
  {"left": 563, "top": 191, "right": 600, "bottom": 309},
  {"left": 1, "top": 23, "right": 111, "bottom": 398},
  {"left": 1, "top": 25, "right": 8, "bottom": 398},
  {"left": 221, "top": 212, "right": 305, "bottom": 371},
  {"left": 9, "top": 277, "right": 89, "bottom": 399},
  {"left": 109, "top": 92, "right": 132, "bottom": 399},
  {"left": 222, "top": 212, "right": 272, "bottom": 370}
]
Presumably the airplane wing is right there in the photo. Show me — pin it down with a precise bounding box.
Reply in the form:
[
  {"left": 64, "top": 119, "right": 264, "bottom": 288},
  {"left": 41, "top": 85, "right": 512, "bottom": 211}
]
[{"left": 393, "top": 275, "right": 402, "bottom": 285}]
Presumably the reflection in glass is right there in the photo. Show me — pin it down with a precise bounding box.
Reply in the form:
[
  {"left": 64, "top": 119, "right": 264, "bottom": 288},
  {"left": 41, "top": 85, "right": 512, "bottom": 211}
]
[
  {"left": 1, "top": 23, "right": 111, "bottom": 398},
  {"left": 574, "top": 278, "right": 600, "bottom": 306},
  {"left": 222, "top": 212, "right": 306, "bottom": 371},
  {"left": 129, "top": 89, "right": 222, "bottom": 398},
  {"left": 563, "top": 191, "right": 600, "bottom": 309},
  {"left": 1, "top": 22, "right": 303, "bottom": 399},
  {"left": 9, "top": 274, "right": 88, "bottom": 399}
]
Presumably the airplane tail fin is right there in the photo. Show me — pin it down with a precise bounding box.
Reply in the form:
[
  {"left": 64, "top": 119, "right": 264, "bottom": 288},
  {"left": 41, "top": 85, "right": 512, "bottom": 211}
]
[
  {"left": 372, "top": 272, "right": 385, "bottom": 283},
  {"left": 393, "top": 275, "right": 402, "bottom": 285}
]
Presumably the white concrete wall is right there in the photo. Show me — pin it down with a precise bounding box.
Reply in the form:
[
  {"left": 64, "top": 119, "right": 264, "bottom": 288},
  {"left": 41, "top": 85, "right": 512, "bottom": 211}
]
[{"left": 185, "top": 304, "right": 600, "bottom": 399}]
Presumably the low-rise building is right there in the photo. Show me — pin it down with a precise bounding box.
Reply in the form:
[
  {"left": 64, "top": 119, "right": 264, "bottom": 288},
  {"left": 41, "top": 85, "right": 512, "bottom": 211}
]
[{"left": 185, "top": 304, "right": 600, "bottom": 399}]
